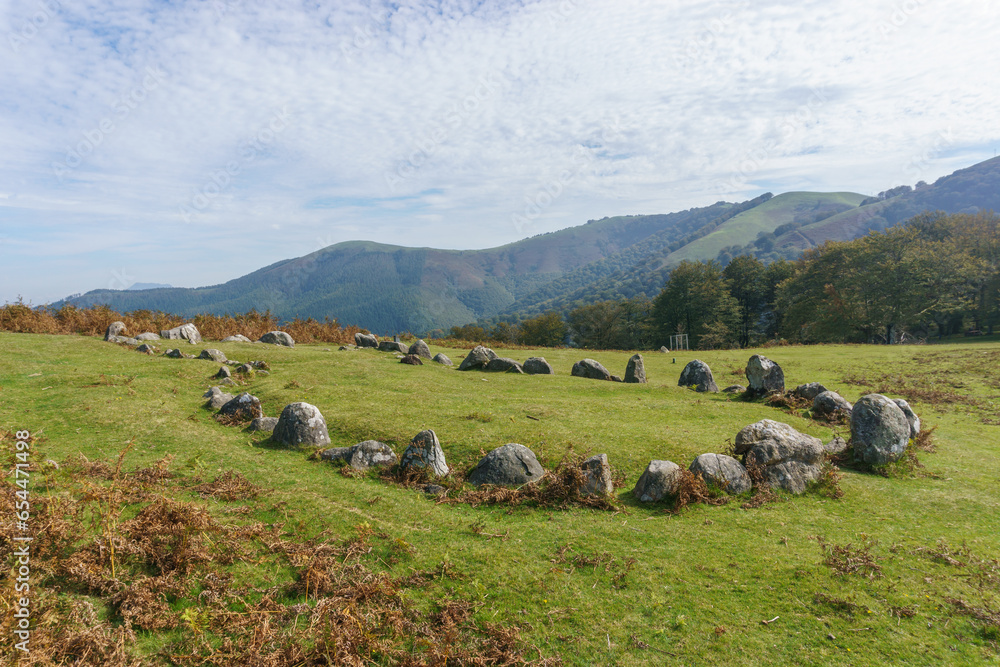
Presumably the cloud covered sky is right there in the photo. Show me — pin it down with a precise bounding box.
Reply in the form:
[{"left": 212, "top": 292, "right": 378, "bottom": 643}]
[{"left": 2, "top": 0, "right": 997, "bottom": 304}]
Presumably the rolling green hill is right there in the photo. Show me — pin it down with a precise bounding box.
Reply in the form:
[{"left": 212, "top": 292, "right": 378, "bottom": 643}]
[
  {"left": 56, "top": 157, "right": 1000, "bottom": 333},
  {"left": 668, "top": 191, "right": 866, "bottom": 264}
]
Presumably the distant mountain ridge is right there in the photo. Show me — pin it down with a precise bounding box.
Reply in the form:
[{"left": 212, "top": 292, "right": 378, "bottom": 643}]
[{"left": 55, "top": 156, "right": 1000, "bottom": 334}]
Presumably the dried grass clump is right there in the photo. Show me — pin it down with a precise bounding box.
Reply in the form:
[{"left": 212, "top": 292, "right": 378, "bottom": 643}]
[
  {"left": 818, "top": 535, "right": 883, "bottom": 579},
  {"left": 740, "top": 456, "right": 781, "bottom": 510},
  {"left": 195, "top": 471, "right": 266, "bottom": 501},
  {"left": 445, "top": 455, "right": 622, "bottom": 511},
  {"left": 667, "top": 470, "right": 730, "bottom": 514}
]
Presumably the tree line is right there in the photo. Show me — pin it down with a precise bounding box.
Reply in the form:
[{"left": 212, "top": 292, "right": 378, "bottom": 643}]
[{"left": 447, "top": 211, "right": 999, "bottom": 349}]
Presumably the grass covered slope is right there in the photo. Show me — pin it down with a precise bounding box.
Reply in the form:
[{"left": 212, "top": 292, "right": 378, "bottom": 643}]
[
  {"left": 664, "top": 192, "right": 867, "bottom": 265},
  {"left": 2, "top": 333, "right": 999, "bottom": 665}
]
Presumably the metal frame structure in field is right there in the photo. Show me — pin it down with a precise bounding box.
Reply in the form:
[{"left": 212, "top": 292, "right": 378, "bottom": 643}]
[{"left": 669, "top": 333, "right": 689, "bottom": 351}]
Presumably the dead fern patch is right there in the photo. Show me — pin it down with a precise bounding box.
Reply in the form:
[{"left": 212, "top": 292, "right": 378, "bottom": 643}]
[
  {"left": 818, "top": 536, "right": 883, "bottom": 579},
  {"left": 195, "top": 470, "right": 266, "bottom": 501}
]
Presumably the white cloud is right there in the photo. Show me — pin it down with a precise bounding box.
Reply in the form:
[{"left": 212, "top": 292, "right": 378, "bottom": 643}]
[{"left": 1, "top": 0, "right": 998, "bottom": 303}]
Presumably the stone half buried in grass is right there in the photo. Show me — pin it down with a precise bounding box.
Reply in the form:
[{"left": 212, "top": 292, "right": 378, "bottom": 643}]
[
  {"left": 136, "top": 343, "right": 157, "bottom": 355},
  {"left": 571, "top": 358, "right": 611, "bottom": 381},
  {"left": 203, "top": 387, "right": 235, "bottom": 410},
  {"left": 851, "top": 394, "right": 911, "bottom": 466},
  {"left": 813, "top": 391, "right": 853, "bottom": 419},
  {"left": 221, "top": 334, "right": 252, "bottom": 342},
  {"left": 407, "top": 339, "right": 432, "bottom": 359},
  {"left": 523, "top": 357, "right": 554, "bottom": 375},
  {"left": 378, "top": 340, "right": 408, "bottom": 353},
  {"left": 321, "top": 440, "right": 398, "bottom": 470},
  {"left": 219, "top": 392, "right": 263, "bottom": 422},
  {"left": 432, "top": 352, "right": 453, "bottom": 366},
  {"left": 792, "top": 382, "right": 828, "bottom": 401},
  {"left": 135, "top": 332, "right": 160, "bottom": 341},
  {"left": 486, "top": 357, "right": 523, "bottom": 373},
  {"left": 400, "top": 354, "right": 423, "bottom": 365},
  {"left": 458, "top": 345, "right": 498, "bottom": 371},
  {"left": 259, "top": 331, "right": 295, "bottom": 347},
  {"left": 355, "top": 332, "right": 379, "bottom": 348},
  {"left": 632, "top": 460, "right": 681, "bottom": 502},
  {"left": 466, "top": 443, "right": 544, "bottom": 487},
  {"left": 400, "top": 429, "right": 449, "bottom": 477},
  {"left": 272, "top": 402, "right": 330, "bottom": 448},
  {"left": 248, "top": 416, "right": 279, "bottom": 433},
  {"left": 104, "top": 321, "right": 128, "bottom": 340},
  {"left": 689, "top": 454, "right": 751, "bottom": 495},
  {"left": 199, "top": 349, "right": 228, "bottom": 363},
  {"left": 678, "top": 359, "right": 718, "bottom": 392},
  {"left": 160, "top": 323, "right": 202, "bottom": 344}
]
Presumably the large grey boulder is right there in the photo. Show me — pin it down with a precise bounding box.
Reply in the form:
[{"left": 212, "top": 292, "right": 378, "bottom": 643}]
[
  {"left": 458, "top": 345, "right": 498, "bottom": 371},
  {"left": 467, "top": 444, "right": 544, "bottom": 487},
  {"left": 104, "top": 321, "right": 128, "bottom": 341},
  {"left": 219, "top": 392, "right": 263, "bottom": 421},
  {"left": 432, "top": 353, "right": 453, "bottom": 366},
  {"left": 813, "top": 391, "right": 853, "bottom": 419},
  {"left": 580, "top": 453, "right": 614, "bottom": 497},
  {"left": 678, "top": 359, "right": 718, "bottom": 392},
  {"left": 793, "top": 382, "right": 828, "bottom": 401},
  {"left": 199, "top": 349, "right": 228, "bottom": 363},
  {"left": 632, "top": 460, "right": 682, "bottom": 502},
  {"left": 378, "top": 340, "right": 407, "bottom": 353},
  {"left": 624, "top": 354, "right": 647, "bottom": 384},
  {"left": 486, "top": 357, "right": 523, "bottom": 373},
  {"left": 222, "top": 334, "right": 252, "bottom": 342},
  {"left": 355, "top": 333, "right": 379, "bottom": 348},
  {"left": 248, "top": 416, "right": 279, "bottom": 433},
  {"left": 408, "top": 339, "right": 432, "bottom": 359},
  {"left": 400, "top": 430, "right": 449, "bottom": 477},
  {"left": 272, "top": 402, "right": 331, "bottom": 448},
  {"left": 735, "top": 419, "right": 824, "bottom": 494},
  {"left": 160, "top": 323, "right": 201, "bottom": 344},
  {"left": 689, "top": 454, "right": 751, "bottom": 495},
  {"left": 259, "top": 331, "right": 294, "bottom": 347},
  {"left": 745, "top": 355, "right": 784, "bottom": 397},
  {"left": 320, "top": 440, "right": 397, "bottom": 470},
  {"left": 571, "top": 359, "right": 612, "bottom": 381},
  {"left": 851, "top": 394, "right": 911, "bottom": 465},
  {"left": 135, "top": 332, "right": 160, "bottom": 341},
  {"left": 892, "top": 399, "right": 921, "bottom": 438},
  {"left": 523, "top": 357, "right": 554, "bottom": 375},
  {"left": 215, "top": 366, "right": 232, "bottom": 380}
]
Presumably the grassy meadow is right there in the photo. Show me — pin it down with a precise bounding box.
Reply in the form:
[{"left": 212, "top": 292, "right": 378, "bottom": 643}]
[{"left": 1, "top": 331, "right": 999, "bottom": 665}]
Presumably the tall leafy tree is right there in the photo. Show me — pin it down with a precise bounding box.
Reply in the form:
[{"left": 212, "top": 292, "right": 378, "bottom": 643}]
[
  {"left": 518, "top": 311, "right": 568, "bottom": 347},
  {"left": 652, "top": 260, "right": 738, "bottom": 349},
  {"left": 723, "top": 255, "right": 766, "bottom": 347}
]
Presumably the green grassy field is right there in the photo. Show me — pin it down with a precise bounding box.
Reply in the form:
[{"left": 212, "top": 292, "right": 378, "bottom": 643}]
[{"left": 2, "top": 332, "right": 999, "bottom": 665}]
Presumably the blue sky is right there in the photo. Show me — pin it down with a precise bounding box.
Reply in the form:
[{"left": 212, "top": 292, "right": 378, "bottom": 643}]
[{"left": 2, "top": 0, "right": 998, "bottom": 304}]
